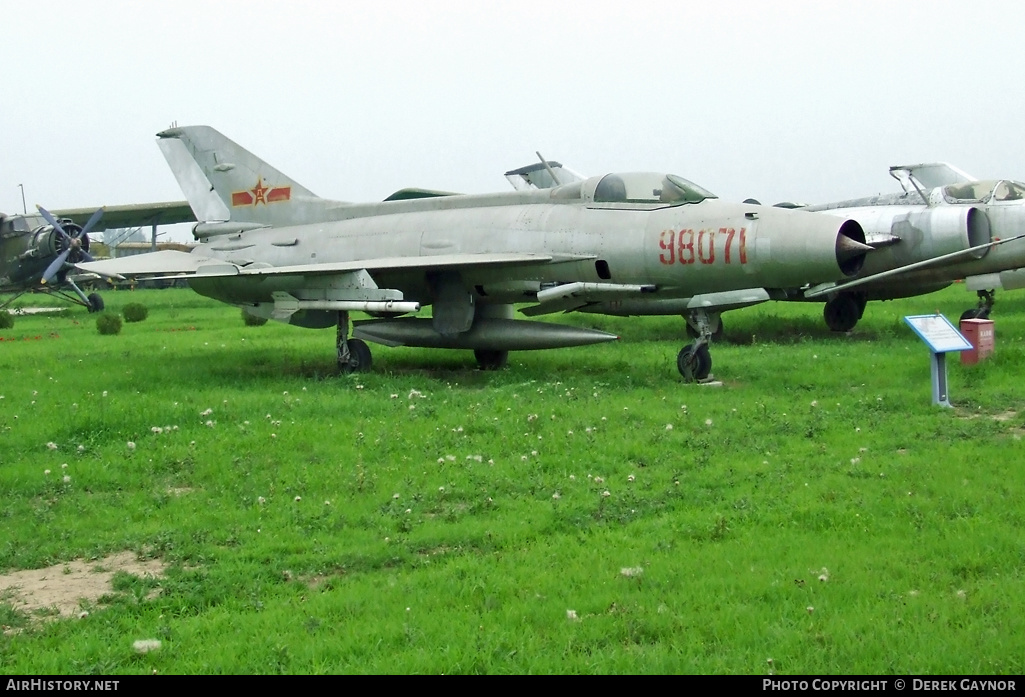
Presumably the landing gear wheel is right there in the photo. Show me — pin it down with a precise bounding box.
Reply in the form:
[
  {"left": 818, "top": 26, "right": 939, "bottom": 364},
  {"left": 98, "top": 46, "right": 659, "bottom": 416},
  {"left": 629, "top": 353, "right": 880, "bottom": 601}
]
[
  {"left": 474, "top": 349, "right": 508, "bottom": 370},
  {"left": 960, "top": 307, "right": 990, "bottom": 322},
  {"left": 87, "top": 293, "right": 104, "bottom": 313},
  {"left": 339, "top": 338, "right": 373, "bottom": 374},
  {"left": 677, "top": 343, "right": 712, "bottom": 382},
  {"left": 824, "top": 295, "right": 859, "bottom": 332}
]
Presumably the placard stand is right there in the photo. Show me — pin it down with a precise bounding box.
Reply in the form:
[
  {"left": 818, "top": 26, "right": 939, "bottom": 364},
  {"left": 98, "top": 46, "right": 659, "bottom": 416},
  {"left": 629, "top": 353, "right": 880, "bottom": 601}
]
[{"left": 903, "top": 314, "right": 973, "bottom": 408}]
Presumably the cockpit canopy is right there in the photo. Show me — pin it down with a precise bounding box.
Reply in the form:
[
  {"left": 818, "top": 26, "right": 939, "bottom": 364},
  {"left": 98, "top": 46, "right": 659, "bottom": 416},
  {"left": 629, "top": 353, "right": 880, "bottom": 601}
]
[
  {"left": 553, "top": 172, "right": 718, "bottom": 206},
  {"left": 943, "top": 180, "right": 1025, "bottom": 204}
]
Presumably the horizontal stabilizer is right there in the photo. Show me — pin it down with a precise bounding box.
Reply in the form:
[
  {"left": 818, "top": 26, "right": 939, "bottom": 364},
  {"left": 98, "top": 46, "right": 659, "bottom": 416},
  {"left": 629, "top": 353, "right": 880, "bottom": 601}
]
[{"left": 76, "top": 250, "right": 211, "bottom": 279}]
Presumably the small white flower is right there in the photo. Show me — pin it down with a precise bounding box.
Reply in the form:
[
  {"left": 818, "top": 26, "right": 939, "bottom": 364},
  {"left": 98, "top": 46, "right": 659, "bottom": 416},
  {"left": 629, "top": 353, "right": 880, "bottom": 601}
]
[
  {"left": 439, "top": 486, "right": 445, "bottom": 492},
  {"left": 665, "top": 424, "right": 673, "bottom": 430},
  {"left": 552, "top": 492, "right": 561, "bottom": 500},
  {"left": 806, "top": 606, "right": 814, "bottom": 614},
  {"left": 627, "top": 474, "right": 635, "bottom": 482},
  {"left": 205, "top": 420, "right": 215, "bottom": 427},
  {"left": 258, "top": 496, "right": 266, "bottom": 505},
  {"left": 566, "top": 609, "right": 578, "bottom": 621},
  {"left": 601, "top": 490, "right": 610, "bottom": 498},
  {"left": 61, "top": 463, "right": 68, "bottom": 469},
  {"left": 77, "top": 611, "right": 89, "bottom": 619},
  {"left": 393, "top": 493, "right": 400, "bottom": 499},
  {"left": 63, "top": 475, "right": 71, "bottom": 483},
  {"left": 127, "top": 441, "right": 136, "bottom": 450},
  {"left": 594, "top": 476, "right": 604, "bottom": 485},
  {"left": 294, "top": 496, "right": 301, "bottom": 502},
  {"left": 151, "top": 426, "right": 163, "bottom": 434},
  {"left": 620, "top": 566, "right": 643, "bottom": 578},
  {"left": 705, "top": 419, "right": 713, "bottom": 426},
  {"left": 200, "top": 408, "right": 213, "bottom": 417},
  {"left": 77, "top": 445, "right": 85, "bottom": 453},
  {"left": 850, "top": 457, "right": 861, "bottom": 465},
  {"left": 102, "top": 391, "right": 108, "bottom": 397},
  {"left": 44, "top": 469, "right": 51, "bottom": 475},
  {"left": 46, "top": 442, "right": 58, "bottom": 450}
]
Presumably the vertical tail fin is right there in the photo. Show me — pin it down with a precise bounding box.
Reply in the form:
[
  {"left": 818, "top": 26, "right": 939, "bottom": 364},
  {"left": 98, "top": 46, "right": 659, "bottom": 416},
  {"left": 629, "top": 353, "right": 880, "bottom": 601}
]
[{"left": 156, "top": 125, "right": 345, "bottom": 226}]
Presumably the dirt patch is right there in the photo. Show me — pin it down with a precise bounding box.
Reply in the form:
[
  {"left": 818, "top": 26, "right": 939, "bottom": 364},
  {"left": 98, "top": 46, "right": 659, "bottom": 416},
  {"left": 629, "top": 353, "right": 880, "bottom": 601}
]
[{"left": 0, "top": 552, "right": 166, "bottom": 627}]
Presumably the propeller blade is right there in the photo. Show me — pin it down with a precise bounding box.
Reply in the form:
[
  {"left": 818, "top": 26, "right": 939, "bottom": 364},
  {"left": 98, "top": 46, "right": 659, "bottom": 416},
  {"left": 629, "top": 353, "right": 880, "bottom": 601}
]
[
  {"left": 78, "top": 207, "right": 105, "bottom": 237},
  {"left": 78, "top": 251, "right": 95, "bottom": 263},
  {"left": 41, "top": 248, "right": 72, "bottom": 284},
  {"left": 36, "top": 206, "right": 70, "bottom": 241}
]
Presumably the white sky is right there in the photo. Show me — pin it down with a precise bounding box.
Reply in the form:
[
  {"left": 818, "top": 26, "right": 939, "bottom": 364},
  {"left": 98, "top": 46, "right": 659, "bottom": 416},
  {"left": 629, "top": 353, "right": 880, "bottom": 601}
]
[{"left": 2, "top": 1, "right": 1023, "bottom": 241}]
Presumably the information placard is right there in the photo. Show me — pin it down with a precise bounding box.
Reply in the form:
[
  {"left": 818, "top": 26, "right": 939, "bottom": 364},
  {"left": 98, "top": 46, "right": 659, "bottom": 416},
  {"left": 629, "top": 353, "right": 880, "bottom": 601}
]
[{"left": 903, "top": 314, "right": 972, "bottom": 354}]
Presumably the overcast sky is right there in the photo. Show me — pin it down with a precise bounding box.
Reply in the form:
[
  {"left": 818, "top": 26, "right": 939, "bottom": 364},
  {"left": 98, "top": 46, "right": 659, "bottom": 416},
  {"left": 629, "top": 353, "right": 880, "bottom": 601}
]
[{"left": 3, "top": 1, "right": 1023, "bottom": 241}]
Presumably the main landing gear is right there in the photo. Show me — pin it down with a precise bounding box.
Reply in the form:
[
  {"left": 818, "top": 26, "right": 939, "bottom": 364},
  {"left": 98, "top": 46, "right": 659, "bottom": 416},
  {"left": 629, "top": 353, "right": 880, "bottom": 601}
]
[
  {"left": 961, "top": 289, "right": 995, "bottom": 322},
  {"left": 337, "top": 311, "right": 372, "bottom": 374},
  {"left": 678, "top": 309, "right": 717, "bottom": 382},
  {"left": 474, "top": 349, "right": 508, "bottom": 370},
  {"left": 823, "top": 292, "right": 866, "bottom": 332}
]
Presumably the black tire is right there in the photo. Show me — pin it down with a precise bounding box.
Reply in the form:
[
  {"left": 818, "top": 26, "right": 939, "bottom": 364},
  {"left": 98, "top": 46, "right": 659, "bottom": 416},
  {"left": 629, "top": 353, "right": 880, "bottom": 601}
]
[
  {"left": 474, "top": 349, "right": 509, "bottom": 370},
  {"left": 823, "top": 295, "right": 859, "bottom": 332},
  {"left": 960, "top": 307, "right": 990, "bottom": 322},
  {"left": 339, "top": 338, "right": 373, "bottom": 374},
  {"left": 87, "top": 293, "right": 104, "bottom": 313},
  {"left": 677, "top": 344, "right": 712, "bottom": 381}
]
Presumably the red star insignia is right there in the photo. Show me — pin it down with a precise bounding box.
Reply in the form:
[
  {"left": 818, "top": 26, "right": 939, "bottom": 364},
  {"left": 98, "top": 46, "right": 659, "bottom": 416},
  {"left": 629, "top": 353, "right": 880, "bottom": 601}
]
[{"left": 251, "top": 178, "right": 269, "bottom": 205}]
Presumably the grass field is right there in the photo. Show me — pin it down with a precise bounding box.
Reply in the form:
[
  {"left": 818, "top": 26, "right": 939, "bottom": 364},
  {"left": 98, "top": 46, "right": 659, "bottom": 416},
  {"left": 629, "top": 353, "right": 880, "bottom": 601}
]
[{"left": 1, "top": 285, "right": 1023, "bottom": 674}]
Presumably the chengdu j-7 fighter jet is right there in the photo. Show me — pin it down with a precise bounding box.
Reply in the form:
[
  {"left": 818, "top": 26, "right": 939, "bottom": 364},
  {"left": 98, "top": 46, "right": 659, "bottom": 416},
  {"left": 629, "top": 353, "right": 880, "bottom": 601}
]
[
  {"left": 77, "top": 125, "right": 872, "bottom": 380},
  {"left": 794, "top": 163, "right": 1025, "bottom": 330}
]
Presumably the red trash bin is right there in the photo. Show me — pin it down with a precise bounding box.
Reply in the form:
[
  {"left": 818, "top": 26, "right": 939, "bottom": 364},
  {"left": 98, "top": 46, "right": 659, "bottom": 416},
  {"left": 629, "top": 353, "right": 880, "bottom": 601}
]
[{"left": 959, "top": 318, "right": 994, "bottom": 365}]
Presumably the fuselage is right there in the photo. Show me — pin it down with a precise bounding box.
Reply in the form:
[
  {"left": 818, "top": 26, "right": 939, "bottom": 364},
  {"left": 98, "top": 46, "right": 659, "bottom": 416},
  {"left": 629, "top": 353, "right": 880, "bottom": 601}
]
[{"left": 184, "top": 175, "right": 864, "bottom": 312}]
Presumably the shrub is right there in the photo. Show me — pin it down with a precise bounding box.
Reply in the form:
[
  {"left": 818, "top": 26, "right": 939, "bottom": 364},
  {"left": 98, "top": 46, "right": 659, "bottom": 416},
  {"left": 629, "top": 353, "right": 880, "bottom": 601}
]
[
  {"left": 122, "top": 303, "right": 149, "bottom": 323},
  {"left": 96, "top": 313, "right": 123, "bottom": 335},
  {"left": 242, "top": 309, "right": 269, "bottom": 326},
  {"left": 0, "top": 312, "right": 13, "bottom": 330}
]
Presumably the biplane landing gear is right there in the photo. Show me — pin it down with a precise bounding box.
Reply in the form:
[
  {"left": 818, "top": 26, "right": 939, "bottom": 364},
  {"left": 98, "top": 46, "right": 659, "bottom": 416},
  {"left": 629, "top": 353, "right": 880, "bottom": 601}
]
[
  {"left": 961, "top": 289, "right": 995, "bottom": 322},
  {"left": 474, "top": 349, "right": 508, "bottom": 370},
  {"left": 678, "top": 309, "right": 715, "bottom": 382},
  {"left": 337, "top": 311, "right": 373, "bottom": 374},
  {"left": 87, "top": 293, "right": 104, "bottom": 313}
]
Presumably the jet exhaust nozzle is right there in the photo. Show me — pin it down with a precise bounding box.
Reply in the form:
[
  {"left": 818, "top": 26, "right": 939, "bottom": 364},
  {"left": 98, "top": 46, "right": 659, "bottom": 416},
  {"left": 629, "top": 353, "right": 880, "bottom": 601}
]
[{"left": 835, "top": 220, "right": 870, "bottom": 277}]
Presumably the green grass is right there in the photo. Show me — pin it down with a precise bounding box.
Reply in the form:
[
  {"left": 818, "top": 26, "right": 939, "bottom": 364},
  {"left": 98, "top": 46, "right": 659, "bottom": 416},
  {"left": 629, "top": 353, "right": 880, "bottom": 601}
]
[{"left": 1, "top": 286, "right": 1023, "bottom": 674}]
